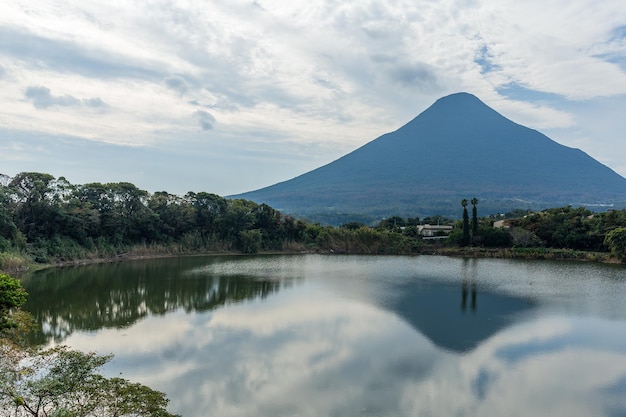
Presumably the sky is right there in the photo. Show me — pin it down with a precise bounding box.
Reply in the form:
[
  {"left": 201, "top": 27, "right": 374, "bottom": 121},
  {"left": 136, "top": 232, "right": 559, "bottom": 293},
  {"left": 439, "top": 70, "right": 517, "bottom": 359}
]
[{"left": 1, "top": 0, "right": 626, "bottom": 197}]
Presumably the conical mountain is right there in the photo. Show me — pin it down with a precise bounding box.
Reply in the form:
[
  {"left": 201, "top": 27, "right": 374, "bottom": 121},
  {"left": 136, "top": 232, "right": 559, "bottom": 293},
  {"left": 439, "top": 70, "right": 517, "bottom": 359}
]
[{"left": 232, "top": 93, "right": 626, "bottom": 222}]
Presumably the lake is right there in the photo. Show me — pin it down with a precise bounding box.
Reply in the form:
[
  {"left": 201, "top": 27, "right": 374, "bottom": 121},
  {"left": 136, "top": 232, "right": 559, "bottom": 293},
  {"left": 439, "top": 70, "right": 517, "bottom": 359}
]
[{"left": 21, "top": 254, "right": 626, "bottom": 417}]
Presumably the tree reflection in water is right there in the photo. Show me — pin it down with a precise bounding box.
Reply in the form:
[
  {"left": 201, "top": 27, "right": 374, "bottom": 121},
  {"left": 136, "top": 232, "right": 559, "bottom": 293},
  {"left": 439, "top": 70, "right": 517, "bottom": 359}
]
[
  {"left": 461, "top": 258, "right": 477, "bottom": 313},
  {"left": 21, "top": 256, "right": 291, "bottom": 345},
  {"left": 16, "top": 255, "right": 626, "bottom": 417}
]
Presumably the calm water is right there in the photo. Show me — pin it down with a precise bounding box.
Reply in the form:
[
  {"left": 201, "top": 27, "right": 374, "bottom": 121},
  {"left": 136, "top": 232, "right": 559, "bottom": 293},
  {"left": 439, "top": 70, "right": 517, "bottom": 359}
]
[{"left": 21, "top": 254, "right": 626, "bottom": 417}]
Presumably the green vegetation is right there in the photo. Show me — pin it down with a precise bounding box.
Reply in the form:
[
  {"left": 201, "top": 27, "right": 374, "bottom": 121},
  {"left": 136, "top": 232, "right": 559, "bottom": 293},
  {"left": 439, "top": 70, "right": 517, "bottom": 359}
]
[
  {"left": 439, "top": 201, "right": 626, "bottom": 262},
  {"left": 0, "top": 273, "right": 27, "bottom": 334},
  {"left": 2, "top": 172, "right": 626, "bottom": 267},
  {"left": 0, "top": 273, "right": 179, "bottom": 417},
  {"left": 471, "top": 198, "right": 478, "bottom": 238},
  {"left": 2, "top": 172, "right": 624, "bottom": 416},
  {"left": 0, "top": 172, "right": 426, "bottom": 272},
  {"left": 605, "top": 227, "right": 626, "bottom": 262},
  {"left": 461, "top": 199, "right": 470, "bottom": 247}
]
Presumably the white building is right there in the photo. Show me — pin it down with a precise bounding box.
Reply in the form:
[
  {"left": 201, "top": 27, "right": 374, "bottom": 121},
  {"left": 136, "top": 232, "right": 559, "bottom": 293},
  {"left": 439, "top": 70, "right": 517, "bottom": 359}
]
[{"left": 417, "top": 224, "right": 454, "bottom": 239}]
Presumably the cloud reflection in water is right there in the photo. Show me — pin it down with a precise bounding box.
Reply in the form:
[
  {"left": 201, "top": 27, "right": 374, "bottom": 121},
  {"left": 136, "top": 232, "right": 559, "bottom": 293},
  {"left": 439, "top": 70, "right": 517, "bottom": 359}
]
[{"left": 32, "top": 255, "right": 626, "bottom": 417}]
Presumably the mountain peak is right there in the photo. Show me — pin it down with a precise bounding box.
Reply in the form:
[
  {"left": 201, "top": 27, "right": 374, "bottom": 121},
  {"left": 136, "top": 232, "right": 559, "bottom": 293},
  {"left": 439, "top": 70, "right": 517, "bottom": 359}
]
[
  {"left": 412, "top": 92, "right": 504, "bottom": 125},
  {"left": 437, "top": 91, "right": 480, "bottom": 101},
  {"left": 231, "top": 93, "right": 626, "bottom": 223},
  {"left": 430, "top": 92, "right": 486, "bottom": 110}
]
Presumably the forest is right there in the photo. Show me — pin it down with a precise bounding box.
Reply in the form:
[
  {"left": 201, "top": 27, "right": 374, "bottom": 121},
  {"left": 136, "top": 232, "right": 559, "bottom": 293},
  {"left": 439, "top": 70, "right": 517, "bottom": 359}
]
[
  {"left": 1, "top": 171, "right": 626, "bottom": 273},
  {"left": 0, "top": 172, "right": 422, "bottom": 271}
]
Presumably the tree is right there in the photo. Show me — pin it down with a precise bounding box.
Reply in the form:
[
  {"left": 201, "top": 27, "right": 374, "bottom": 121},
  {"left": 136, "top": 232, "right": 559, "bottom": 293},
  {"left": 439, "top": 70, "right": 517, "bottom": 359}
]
[
  {"left": 509, "top": 227, "right": 542, "bottom": 248},
  {"left": 0, "top": 274, "right": 179, "bottom": 417},
  {"left": 239, "top": 229, "right": 262, "bottom": 253},
  {"left": 378, "top": 216, "right": 406, "bottom": 231},
  {"left": 0, "top": 346, "right": 180, "bottom": 417},
  {"left": 185, "top": 192, "right": 227, "bottom": 239},
  {"left": 0, "top": 274, "right": 28, "bottom": 334},
  {"left": 471, "top": 198, "right": 478, "bottom": 238},
  {"left": 461, "top": 199, "right": 470, "bottom": 246},
  {"left": 8, "top": 172, "right": 58, "bottom": 240},
  {"left": 0, "top": 185, "right": 18, "bottom": 244},
  {"left": 604, "top": 227, "right": 626, "bottom": 262},
  {"left": 148, "top": 192, "right": 195, "bottom": 240}
]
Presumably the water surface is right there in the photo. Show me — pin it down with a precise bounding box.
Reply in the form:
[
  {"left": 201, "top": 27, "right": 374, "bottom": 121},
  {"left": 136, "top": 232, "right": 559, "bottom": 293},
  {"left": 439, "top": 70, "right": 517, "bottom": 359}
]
[{"left": 22, "top": 255, "right": 626, "bottom": 417}]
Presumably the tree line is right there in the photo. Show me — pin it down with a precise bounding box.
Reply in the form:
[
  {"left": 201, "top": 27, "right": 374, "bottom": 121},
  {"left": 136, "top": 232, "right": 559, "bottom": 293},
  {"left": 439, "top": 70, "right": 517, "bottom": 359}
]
[
  {"left": 0, "top": 172, "right": 303, "bottom": 255},
  {"left": 0, "top": 172, "right": 426, "bottom": 270},
  {"left": 447, "top": 200, "right": 626, "bottom": 261},
  {"left": 1, "top": 172, "right": 626, "bottom": 269}
]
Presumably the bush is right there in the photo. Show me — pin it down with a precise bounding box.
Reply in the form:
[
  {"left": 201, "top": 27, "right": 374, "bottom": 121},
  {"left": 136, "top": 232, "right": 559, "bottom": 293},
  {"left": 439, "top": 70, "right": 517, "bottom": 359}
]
[
  {"left": 604, "top": 227, "right": 626, "bottom": 262},
  {"left": 479, "top": 226, "right": 512, "bottom": 247},
  {"left": 239, "top": 229, "right": 262, "bottom": 254},
  {"left": 0, "top": 252, "right": 30, "bottom": 273}
]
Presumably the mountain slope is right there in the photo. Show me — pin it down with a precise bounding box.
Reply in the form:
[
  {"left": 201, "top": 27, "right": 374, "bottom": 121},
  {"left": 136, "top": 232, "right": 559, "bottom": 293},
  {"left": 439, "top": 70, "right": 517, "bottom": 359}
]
[{"left": 231, "top": 93, "right": 626, "bottom": 220}]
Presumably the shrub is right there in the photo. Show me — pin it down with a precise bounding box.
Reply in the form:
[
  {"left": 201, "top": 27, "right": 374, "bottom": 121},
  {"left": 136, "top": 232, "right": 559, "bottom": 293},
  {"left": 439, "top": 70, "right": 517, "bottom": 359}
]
[{"left": 604, "top": 227, "right": 626, "bottom": 262}]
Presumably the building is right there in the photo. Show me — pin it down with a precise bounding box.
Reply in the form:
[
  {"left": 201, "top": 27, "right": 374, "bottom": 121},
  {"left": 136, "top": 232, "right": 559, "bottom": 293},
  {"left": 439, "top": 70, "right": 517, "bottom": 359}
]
[{"left": 417, "top": 224, "right": 454, "bottom": 239}]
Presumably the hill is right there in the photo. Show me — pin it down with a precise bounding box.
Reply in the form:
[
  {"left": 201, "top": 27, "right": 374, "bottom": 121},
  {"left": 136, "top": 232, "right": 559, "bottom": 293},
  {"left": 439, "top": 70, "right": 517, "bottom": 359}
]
[{"left": 231, "top": 93, "right": 626, "bottom": 223}]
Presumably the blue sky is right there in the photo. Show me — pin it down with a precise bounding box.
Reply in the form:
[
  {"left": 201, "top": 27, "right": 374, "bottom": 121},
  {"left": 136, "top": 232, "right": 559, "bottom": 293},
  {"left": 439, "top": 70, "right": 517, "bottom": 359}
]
[{"left": 1, "top": 0, "right": 626, "bottom": 196}]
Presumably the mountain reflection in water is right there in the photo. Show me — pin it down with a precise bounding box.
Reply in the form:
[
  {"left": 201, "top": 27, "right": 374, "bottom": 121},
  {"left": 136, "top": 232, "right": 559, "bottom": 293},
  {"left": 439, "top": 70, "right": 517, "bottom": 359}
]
[{"left": 20, "top": 255, "right": 626, "bottom": 417}]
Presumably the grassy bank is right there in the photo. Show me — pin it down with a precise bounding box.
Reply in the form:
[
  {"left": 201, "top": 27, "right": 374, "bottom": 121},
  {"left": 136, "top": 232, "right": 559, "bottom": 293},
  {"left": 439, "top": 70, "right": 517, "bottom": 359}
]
[
  {"left": 2, "top": 240, "right": 620, "bottom": 276},
  {"left": 0, "top": 240, "right": 315, "bottom": 275},
  {"left": 428, "top": 246, "right": 615, "bottom": 262}
]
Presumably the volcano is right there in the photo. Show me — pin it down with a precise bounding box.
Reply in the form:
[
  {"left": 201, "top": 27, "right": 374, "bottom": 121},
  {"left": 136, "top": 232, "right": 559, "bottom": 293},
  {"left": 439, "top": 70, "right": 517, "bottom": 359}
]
[{"left": 231, "top": 93, "right": 626, "bottom": 223}]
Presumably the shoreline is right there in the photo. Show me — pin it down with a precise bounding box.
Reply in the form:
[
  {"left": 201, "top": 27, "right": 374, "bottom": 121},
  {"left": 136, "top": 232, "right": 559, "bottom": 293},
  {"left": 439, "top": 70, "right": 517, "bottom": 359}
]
[
  {"left": 4, "top": 249, "right": 315, "bottom": 276},
  {"left": 4, "top": 246, "right": 620, "bottom": 276},
  {"left": 427, "top": 246, "right": 619, "bottom": 263}
]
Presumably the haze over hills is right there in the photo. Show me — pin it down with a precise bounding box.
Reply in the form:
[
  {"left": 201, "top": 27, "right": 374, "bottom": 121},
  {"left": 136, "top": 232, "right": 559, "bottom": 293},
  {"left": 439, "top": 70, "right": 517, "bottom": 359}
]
[{"left": 231, "top": 93, "right": 626, "bottom": 223}]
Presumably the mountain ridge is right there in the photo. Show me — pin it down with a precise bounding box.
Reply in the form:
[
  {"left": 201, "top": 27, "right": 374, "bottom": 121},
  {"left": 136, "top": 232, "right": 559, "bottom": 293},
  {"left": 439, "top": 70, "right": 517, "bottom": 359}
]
[{"left": 231, "top": 93, "right": 626, "bottom": 222}]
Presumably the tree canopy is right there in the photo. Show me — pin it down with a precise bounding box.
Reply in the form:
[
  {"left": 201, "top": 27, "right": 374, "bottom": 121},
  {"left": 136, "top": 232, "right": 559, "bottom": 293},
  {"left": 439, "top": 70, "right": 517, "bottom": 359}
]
[
  {"left": 0, "top": 345, "right": 180, "bottom": 417},
  {"left": 2, "top": 172, "right": 626, "bottom": 264}
]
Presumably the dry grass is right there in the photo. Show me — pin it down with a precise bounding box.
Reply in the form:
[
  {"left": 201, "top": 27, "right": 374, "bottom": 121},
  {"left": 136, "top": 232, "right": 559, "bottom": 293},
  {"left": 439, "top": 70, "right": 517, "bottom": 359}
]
[{"left": 0, "top": 252, "right": 31, "bottom": 274}]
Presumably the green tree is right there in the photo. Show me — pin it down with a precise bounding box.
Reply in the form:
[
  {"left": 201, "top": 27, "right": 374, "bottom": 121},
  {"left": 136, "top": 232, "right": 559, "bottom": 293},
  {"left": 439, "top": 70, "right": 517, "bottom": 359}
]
[
  {"left": 8, "top": 172, "right": 58, "bottom": 240},
  {"left": 478, "top": 224, "right": 512, "bottom": 247},
  {"left": 0, "top": 185, "right": 18, "bottom": 246},
  {"left": 221, "top": 199, "right": 257, "bottom": 242},
  {"left": 471, "top": 198, "right": 478, "bottom": 238},
  {"left": 378, "top": 216, "right": 406, "bottom": 231},
  {"left": 461, "top": 199, "right": 470, "bottom": 246},
  {"left": 148, "top": 192, "right": 195, "bottom": 240},
  {"left": 0, "top": 274, "right": 28, "bottom": 334},
  {"left": 185, "top": 192, "right": 227, "bottom": 239},
  {"left": 253, "top": 204, "right": 283, "bottom": 249},
  {"left": 604, "top": 227, "right": 626, "bottom": 262},
  {"left": 0, "top": 346, "right": 179, "bottom": 417},
  {"left": 239, "top": 229, "right": 262, "bottom": 253},
  {"left": 0, "top": 274, "right": 179, "bottom": 417}
]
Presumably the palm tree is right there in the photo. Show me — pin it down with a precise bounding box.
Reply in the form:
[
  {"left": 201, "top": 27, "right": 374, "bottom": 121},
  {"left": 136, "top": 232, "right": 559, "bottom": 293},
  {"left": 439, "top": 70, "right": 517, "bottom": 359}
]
[
  {"left": 471, "top": 198, "right": 478, "bottom": 238},
  {"left": 461, "top": 199, "right": 470, "bottom": 246}
]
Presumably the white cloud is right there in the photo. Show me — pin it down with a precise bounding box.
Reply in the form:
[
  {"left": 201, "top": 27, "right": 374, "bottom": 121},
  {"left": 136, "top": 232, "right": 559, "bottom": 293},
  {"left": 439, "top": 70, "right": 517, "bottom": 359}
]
[
  {"left": 1, "top": 0, "right": 626, "bottom": 193},
  {"left": 55, "top": 286, "right": 626, "bottom": 417},
  {"left": 473, "top": 0, "right": 626, "bottom": 99}
]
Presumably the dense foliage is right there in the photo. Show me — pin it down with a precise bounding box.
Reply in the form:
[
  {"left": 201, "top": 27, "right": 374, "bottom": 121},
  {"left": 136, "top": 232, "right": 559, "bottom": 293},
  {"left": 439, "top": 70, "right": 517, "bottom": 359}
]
[
  {"left": 442, "top": 203, "right": 626, "bottom": 260},
  {"left": 507, "top": 206, "right": 626, "bottom": 251},
  {"left": 0, "top": 274, "right": 27, "bottom": 333},
  {"left": 2, "top": 172, "right": 626, "bottom": 267},
  {"left": 0, "top": 172, "right": 425, "bottom": 269},
  {"left": 604, "top": 227, "right": 626, "bottom": 262}
]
